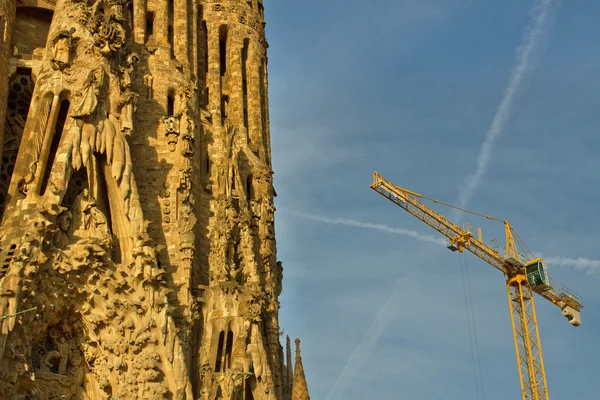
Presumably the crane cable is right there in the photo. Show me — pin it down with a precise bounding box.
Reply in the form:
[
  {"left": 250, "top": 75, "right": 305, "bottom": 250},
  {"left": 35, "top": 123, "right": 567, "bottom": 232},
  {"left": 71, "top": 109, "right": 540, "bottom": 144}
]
[
  {"left": 464, "top": 253, "right": 485, "bottom": 400},
  {"left": 417, "top": 193, "right": 501, "bottom": 222},
  {"left": 459, "top": 252, "right": 486, "bottom": 400},
  {"left": 419, "top": 191, "right": 534, "bottom": 263}
]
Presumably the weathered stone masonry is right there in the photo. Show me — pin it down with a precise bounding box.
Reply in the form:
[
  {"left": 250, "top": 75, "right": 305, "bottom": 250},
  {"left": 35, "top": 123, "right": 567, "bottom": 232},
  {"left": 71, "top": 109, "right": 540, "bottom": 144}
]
[{"left": 0, "top": 0, "right": 310, "bottom": 399}]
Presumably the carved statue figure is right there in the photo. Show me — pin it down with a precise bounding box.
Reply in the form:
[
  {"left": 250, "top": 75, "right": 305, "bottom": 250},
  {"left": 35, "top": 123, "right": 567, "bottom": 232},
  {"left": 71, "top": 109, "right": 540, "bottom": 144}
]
[
  {"left": 70, "top": 189, "right": 111, "bottom": 241},
  {"left": 17, "top": 160, "right": 38, "bottom": 196},
  {"left": 246, "top": 343, "right": 263, "bottom": 380},
  {"left": 120, "top": 52, "right": 140, "bottom": 90},
  {"left": 49, "top": 327, "right": 71, "bottom": 375},
  {"left": 53, "top": 210, "right": 73, "bottom": 248},
  {"left": 50, "top": 27, "right": 77, "bottom": 71},
  {"left": 71, "top": 69, "right": 103, "bottom": 119}
]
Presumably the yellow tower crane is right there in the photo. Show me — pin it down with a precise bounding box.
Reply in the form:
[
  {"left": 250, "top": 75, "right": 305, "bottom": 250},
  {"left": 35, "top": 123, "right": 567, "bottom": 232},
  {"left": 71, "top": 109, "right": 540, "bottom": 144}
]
[{"left": 370, "top": 172, "right": 583, "bottom": 400}]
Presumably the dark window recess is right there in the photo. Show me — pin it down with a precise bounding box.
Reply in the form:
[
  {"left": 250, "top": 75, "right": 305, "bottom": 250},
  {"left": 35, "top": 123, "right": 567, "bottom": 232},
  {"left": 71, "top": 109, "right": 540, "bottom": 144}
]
[
  {"left": 168, "top": 26, "right": 174, "bottom": 57},
  {"left": 225, "top": 331, "right": 234, "bottom": 371},
  {"left": 168, "top": 0, "right": 174, "bottom": 57},
  {"left": 0, "top": 70, "right": 34, "bottom": 218},
  {"left": 221, "top": 94, "right": 228, "bottom": 125},
  {"left": 41, "top": 100, "right": 70, "bottom": 196},
  {"left": 244, "top": 369, "right": 256, "bottom": 400},
  {"left": 246, "top": 175, "right": 254, "bottom": 200},
  {"left": 242, "top": 39, "right": 249, "bottom": 129},
  {"left": 203, "top": 21, "right": 209, "bottom": 74},
  {"left": 167, "top": 92, "right": 175, "bottom": 115},
  {"left": 146, "top": 11, "right": 154, "bottom": 36},
  {"left": 215, "top": 331, "right": 225, "bottom": 372},
  {"left": 219, "top": 26, "right": 228, "bottom": 77}
]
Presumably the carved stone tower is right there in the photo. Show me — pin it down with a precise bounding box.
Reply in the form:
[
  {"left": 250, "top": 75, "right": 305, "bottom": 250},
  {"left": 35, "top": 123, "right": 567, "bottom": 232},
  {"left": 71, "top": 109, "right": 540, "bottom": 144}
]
[{"left": 0, "top": 1, "right": 303, "bottom": 399}]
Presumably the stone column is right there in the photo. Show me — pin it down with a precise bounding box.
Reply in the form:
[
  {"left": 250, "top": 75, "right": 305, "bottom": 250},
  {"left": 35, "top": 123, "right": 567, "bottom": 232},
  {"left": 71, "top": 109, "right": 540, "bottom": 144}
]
[
  {"left": 261, "top": 57, "right": 272, "bottom": 164},
  {"left": 247, "top": 41, "right": 263, "bottom": 150},
  {"left": 133, "top": 0, "right": 146, "bottom": 44},
  {"left": 0, "top": 0, "right": 17, "bottom": 163},
  {"left": 156, "top": 0, "right": 169, "bottom": 45},
  {"left": 227, "top": 36, "right": 244, "bottom": 128},
  {"left": 207, "top": 24, "right": 221, "bottom": 119},
  {"left": 174, "top": 0, "right": 189, "bottom": 66}
]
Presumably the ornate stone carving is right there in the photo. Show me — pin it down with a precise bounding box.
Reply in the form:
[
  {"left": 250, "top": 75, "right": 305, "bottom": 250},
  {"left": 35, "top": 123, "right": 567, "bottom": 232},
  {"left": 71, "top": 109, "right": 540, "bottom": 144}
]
[
  {"left": 0, "top": 0, "right": 302, "bottom": 398},
  {"left": 162, "top": 115, "right": 180, "bottom": 151},
  {"left": 50, "top": 27, "right": 77, "bottom": 71}
]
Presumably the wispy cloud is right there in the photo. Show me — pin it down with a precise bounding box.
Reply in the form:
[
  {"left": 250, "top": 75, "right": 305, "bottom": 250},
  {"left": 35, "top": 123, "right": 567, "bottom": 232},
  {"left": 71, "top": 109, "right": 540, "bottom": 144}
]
[
  {"left": 457, "top": 0, "right": 561, "bottom": 212},
  {"left": 287, "top": 211, "right": 447, "bottom": 245},
  {"left": 545, "top": 257, "right": 600, "bottom": 275}
]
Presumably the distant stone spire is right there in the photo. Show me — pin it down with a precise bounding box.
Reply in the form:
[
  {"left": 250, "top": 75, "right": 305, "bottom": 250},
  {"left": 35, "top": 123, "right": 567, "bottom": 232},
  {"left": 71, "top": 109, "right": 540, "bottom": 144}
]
[
  {"left": 291, "top": 338, "right": 310, "bottom": 400},
  {"left": 286, "top": 335, "right": 293, "bottom": 388}
]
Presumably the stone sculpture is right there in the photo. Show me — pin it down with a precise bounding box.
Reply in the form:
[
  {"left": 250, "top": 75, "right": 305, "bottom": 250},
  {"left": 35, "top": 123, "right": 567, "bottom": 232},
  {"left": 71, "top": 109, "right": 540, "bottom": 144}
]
[{"left": 0, "top": 0, "right": 310, "bottom": 398}]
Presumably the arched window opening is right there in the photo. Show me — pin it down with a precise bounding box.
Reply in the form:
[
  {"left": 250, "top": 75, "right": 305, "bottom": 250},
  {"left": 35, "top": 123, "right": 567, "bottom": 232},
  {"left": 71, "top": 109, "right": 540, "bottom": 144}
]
[
  {"left": 258, "top": 1, "right": 264, "bottom": 17},
  {"left": 168, "top": 0, "right": 174, "bottom": 58},
  {"left": 219, "top": 25, "right": 228, "bottom": 77},
  {"left": 127, "top": 2, "right": 133, "bottom": 22},
  {"left": 219, "top": 25, "right": 229, "bottom": 124},
  {"left": 225, "top": 331, "right": 234, "bottom": 371},
  {"left": 197, "top": 7, "right": 208, "bottom": 106},
  {"left": 245, "top": 372, "right": 256, "bottom": 400},
  {"left": 215, "top": 331, "right": 225, "bottom": 372},
  {"left": 242, "top": 39, "right": 249, "bottom": 130},
  {"left": 40, "top": 99, "right": 70, "bottom": 196},
  {"left": 0, "top": 69, "right": 35, "bottom": 218},
  {"left": 146, "top": 11, "right": 154, "bottom": 36},
  {"left": 60, "top": 166, "right": 88, "bottom": 211},
  {"left": 167, "top": 90, "right": 175, "bottom": 115},
  {"left": 246, "top": 175, "right": 254, "bottom": 200}
]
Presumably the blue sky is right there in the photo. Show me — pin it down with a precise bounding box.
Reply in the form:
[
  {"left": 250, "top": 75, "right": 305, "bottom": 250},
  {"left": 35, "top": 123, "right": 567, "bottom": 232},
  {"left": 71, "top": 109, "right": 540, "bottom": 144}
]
[{"left": 265, "top": 1, "right": 600, "bottom": 399}]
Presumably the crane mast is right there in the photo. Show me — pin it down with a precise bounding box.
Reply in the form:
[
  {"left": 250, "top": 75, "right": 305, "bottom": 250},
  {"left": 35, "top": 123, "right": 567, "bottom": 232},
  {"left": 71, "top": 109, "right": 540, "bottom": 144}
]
[{"left": 370, "top": 171, "right": 583, "bottom": 400}]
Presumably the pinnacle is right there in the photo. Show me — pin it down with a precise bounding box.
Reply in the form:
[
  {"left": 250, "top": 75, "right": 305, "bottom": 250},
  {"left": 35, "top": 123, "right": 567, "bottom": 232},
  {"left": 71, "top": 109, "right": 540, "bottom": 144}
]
[{"left": 291, "top": 338, "right": 311, "bottom": 400}]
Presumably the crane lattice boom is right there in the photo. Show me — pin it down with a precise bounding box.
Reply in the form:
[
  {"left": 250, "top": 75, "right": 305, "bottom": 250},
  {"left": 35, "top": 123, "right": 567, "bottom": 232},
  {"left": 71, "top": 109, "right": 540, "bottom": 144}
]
[{"left": 370, "top": 171, "right": 584, "bottom": 400}]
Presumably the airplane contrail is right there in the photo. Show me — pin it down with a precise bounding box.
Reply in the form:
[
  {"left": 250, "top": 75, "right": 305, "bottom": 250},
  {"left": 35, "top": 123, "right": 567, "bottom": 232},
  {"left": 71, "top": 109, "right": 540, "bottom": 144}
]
[
  {"left": 289, "top": 211, "right": 447, "bottom": 246},
  {"left": 289, "top": 211, "right": 600, "bottom": 273},
  {"left": 457, "top": 0, "right": 561, "bottom": 212},
  {"left": 325, "top": 277, "right": 404, "bottom": 400},
  {"left": 290, "top": 209, "right": 598, "bottom": 399}
]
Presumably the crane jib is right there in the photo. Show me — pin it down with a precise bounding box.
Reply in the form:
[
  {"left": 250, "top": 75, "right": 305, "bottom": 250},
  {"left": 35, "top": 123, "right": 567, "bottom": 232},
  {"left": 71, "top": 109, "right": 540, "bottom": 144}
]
[
  {"left": 370, "top": 173, "right": 583, "bottom": 310},
  {"left": 371, "top": 171, "right": 585, "bottom": 400}
]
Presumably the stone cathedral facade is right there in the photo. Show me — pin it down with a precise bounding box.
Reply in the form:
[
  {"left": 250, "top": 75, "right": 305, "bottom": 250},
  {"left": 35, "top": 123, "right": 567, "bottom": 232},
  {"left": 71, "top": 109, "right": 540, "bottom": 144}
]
[{"left": 0, "top": 0, "right": 310, "bottom": 399}]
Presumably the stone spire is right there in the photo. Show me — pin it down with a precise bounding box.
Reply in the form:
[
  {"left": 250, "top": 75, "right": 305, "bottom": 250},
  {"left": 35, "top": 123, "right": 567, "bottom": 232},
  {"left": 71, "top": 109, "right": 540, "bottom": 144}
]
[
  {"left": 284, "top": 335, "right": 293, "bottom": 399},
  {"left": 291, "top": 338, "right": 310, "bottom": 400}
]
